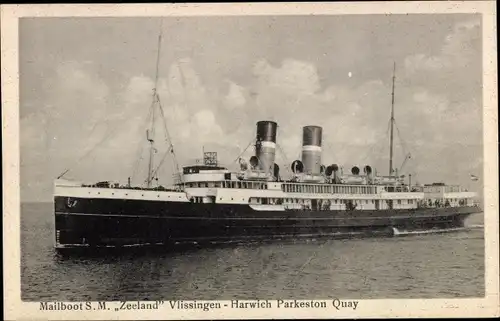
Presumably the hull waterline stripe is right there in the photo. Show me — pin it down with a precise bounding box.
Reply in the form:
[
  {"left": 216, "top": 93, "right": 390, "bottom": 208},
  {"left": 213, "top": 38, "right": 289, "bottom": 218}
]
[
  {"left": 55, "top": 211, "right": 475, "bottom": 220},
  {"left": 55, "top": 225, "right": 482, "bottom": 250}
]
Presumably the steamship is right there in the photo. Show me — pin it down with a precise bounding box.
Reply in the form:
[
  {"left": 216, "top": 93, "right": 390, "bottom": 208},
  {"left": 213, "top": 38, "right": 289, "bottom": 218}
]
[
  {"left": 53, "top": 31, "right": 482, "bottom": 251},
  {"left": 54, "top": 119, "right": 481, "bottom": 250}
]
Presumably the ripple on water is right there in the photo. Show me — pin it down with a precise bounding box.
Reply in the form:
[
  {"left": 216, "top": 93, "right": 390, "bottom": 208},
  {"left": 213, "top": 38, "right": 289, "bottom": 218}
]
[{"left": 21, "top": 203, "right": 485, "bottom": 301}]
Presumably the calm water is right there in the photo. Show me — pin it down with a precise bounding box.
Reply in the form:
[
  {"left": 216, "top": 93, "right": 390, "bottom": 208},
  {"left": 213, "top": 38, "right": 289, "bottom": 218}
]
[{"left": 21, "top": 202, "right": 485, "bottom": 301}]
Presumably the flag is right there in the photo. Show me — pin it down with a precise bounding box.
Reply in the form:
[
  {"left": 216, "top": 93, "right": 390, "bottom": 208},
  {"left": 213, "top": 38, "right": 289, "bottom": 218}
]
[{"left": 470, "top": 174, "right": 479, "bottom": 181}]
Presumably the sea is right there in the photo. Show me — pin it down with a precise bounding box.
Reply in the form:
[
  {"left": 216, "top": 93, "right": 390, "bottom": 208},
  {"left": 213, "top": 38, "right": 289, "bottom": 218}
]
[{"left": 21, "top": 202, "right": 485, "bottom": 301}]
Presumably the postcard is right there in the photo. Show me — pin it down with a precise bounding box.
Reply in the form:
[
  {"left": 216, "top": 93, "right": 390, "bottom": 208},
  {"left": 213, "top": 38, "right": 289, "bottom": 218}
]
[{"left": 2, "top": 2, "right": 498, "bottom": 319}]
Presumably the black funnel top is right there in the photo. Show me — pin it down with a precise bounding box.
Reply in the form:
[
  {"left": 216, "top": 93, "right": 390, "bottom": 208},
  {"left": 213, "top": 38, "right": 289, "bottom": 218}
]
[
  {"left": 256, "top": 121, "right": 278, "bottom": 143},
  {"left": 302, "top": 126, "right": 322, "bottom": 146}
]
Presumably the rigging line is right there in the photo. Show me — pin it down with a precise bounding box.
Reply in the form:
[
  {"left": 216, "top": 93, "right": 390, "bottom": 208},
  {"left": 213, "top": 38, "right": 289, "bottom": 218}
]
[
  {"left": 156, "top": 95, "right": 181, "bottom": 175},
  {"left": 130, "top": 149, "right": 144, "bottom": 183},
  {"left": 144, "top": 19, "right": 166, "bottom": 188},
  {"left": 360, "top": 117, "right": 392, "bottom": 163},
  {"left": 378, "top": 116, "right": 393, "bottom": 154},
  {"left": 378, "top": 117, "right": 393, "bottom": 153},
  {"left": 149, "top": 149, "right": 170, "bottom": 183},
  {"left": 130, "top": 142, "right": 146, "bottom": 183},
  {"left": 276, "top": 141, "right": 290, "bottom": 165},
  {"left": 177, "top": 60, "right": 190, "bottom": 119},
  {"left": 231, "top": 137, "right": 256, "bottom": 164},
  {"left": 56, "top": 119, "right": 108, "bottom": 178},
  {"left": 131, "top": 103, "right": 155, "bottom": 182},
  {"left": 394, "top": 121, "right": 409, "bottom": 156},
  {"left": 57, "top": 119, "right": 124, "bottom": 178},
  {"left": 276, "top": 143, "right": 293, "bottom": 177},
  {"left": 153, "top": 19, "right": 163, "bottom": 93},
  {"left": 146, "top": 94, "right": 158, "bottom": 187},
  {"left": 145, "top": 20, "right": 163, "bottom": 187},
  {"left": 150, "top": 119, "right": 174, "bottom": 179},
  {"left": 276, "top": 143, "right": 291, "bottom": 166}
]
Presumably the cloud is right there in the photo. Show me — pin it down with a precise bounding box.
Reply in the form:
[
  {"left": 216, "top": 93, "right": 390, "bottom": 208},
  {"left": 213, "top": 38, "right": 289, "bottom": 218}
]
[
  {"left": 405, "top": 18, "right": 480, "bottom": 74},
  {"left": 223, "top": 81, "right": 246, "bottom": 109},
  {"left": 253, "top": 59, "right": 321, "bottom": 95},
  {"left": 403, "top": 17, "right": 481, "bottom": 103},
  {"left": 399, "top": 19, "right": 482, "bottom": 152},
  {"left": 20, "top": 18, "right": 483, "bottom": 201}
]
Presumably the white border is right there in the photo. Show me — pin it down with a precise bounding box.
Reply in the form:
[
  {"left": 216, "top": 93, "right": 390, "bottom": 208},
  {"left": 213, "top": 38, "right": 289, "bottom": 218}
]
[{"left": 2, "top": 2, "right": 498, "bottom": 319}]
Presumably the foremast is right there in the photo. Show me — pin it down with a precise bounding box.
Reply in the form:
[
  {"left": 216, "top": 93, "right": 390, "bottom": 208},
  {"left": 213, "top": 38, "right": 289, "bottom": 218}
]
[{"left": 145, "top": 20, "right": 182, "bottom": 188}]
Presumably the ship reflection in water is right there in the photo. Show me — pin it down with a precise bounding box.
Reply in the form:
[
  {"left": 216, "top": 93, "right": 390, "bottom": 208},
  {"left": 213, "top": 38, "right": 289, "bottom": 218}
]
[{"left": 22, "top": 203, "right": 484, "bottom": 301}]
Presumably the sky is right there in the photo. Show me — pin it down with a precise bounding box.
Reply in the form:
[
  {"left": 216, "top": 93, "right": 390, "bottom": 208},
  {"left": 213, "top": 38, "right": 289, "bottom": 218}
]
[{"left": 19, "top": 14, "right": 483, "bottom": 202}]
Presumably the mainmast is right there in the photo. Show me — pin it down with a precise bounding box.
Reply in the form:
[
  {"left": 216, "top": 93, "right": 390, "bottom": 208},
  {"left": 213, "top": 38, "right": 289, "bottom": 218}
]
[{"left": 389, "top": 62, "right": 396, "bottom": 177}]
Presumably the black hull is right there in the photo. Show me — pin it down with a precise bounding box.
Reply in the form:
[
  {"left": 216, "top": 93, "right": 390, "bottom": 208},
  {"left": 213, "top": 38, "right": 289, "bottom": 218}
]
[{"left": 54, "top": 196, "right": 480, "bottom": 251}]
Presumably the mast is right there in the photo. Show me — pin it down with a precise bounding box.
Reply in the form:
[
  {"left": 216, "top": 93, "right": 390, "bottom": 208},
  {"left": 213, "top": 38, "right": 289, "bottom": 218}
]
[
  {"left": 146, "top": 122, "right": 155, "bottom": 187},
  {"left": 389, "top": 62, "right": 396, "bottom": 176},
  {"left": 146, "top": 21, "right": 163, "bottom": 188}
]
